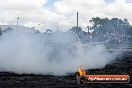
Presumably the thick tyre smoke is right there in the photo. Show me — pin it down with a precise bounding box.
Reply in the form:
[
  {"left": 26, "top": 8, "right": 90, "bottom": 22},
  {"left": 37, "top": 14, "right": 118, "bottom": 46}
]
[{"left": 0, "top": 28, "right": 119, "bottom": 75}]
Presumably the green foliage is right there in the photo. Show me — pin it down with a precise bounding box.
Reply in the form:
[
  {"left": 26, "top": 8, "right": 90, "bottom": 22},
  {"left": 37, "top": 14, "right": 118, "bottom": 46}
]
[
  {"left": 69, "top": 26, "right": 82, "bottom": 34},
  {"left": 90, "top": 17, "right": 131, "bottom": 35}
]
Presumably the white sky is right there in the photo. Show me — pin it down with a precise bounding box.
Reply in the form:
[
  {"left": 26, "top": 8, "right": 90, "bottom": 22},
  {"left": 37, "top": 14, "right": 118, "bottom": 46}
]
[{"left": 0, "top": 0, "right": 132, "bottom": 31}]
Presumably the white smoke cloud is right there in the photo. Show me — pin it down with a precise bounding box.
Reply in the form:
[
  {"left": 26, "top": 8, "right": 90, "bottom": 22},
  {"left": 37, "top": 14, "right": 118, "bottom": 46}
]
[{"left": 0, "top": 28, "right": 119, "bottom": 75}]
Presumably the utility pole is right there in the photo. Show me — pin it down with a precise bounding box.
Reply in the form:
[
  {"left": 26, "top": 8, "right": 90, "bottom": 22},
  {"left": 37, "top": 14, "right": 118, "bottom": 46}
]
[
  {"left": 76, "top": 11, "right": 79, "bottom": 34},
  {"left": 77, "top": 12, "right": 78, "bottom": 28},
  {"left": 17, "top": 17, "right": 19, "bottom": 29}
]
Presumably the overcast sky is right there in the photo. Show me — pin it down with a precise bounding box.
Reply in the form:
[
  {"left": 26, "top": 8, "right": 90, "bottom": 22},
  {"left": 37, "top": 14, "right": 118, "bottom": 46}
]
[{"left": 0, "top": 0, "right": 132, "bottom": 31}]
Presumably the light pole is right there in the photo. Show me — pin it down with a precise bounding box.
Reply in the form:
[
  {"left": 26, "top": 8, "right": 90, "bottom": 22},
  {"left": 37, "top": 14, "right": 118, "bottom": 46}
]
[
  {"left": 77, "top": 12, "right": 78, "bottom": 28},
  {"left": 17, "top": 17, "right": 19, "bottom": 29}
]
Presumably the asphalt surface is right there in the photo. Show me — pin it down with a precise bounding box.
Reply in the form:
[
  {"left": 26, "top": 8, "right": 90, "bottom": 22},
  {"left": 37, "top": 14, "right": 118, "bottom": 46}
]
[{"left": 0, "top": 55, "right": 132, "bottom": 88}]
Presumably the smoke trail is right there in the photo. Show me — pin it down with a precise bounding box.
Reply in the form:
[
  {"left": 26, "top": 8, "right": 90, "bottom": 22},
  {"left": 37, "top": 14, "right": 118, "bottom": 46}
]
[{"left": 0, "top": 28, "right": 120, "bottom": 75}]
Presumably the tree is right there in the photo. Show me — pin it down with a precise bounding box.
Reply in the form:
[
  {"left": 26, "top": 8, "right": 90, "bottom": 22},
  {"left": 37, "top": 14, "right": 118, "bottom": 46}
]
[
  {"left": 46, "top": 29, "right": 52, "bottom": 33},
  {"left": 69, "top": 26, "right": 88, "bottom": 43},
  {"left": 69, "top": 26, "right": 82, "bottom": 34},
  {"left": 90, "top": 17, "right": 131, "bottom": 35},
  {"left": 89, "top": 17, "right": 132, "bottom": 42},
  {"left": 90, "top": 17, "right": 110, "bottom": 35},
  {"left": 3, "top": 27, "right": 14, "bottom": 33}
]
